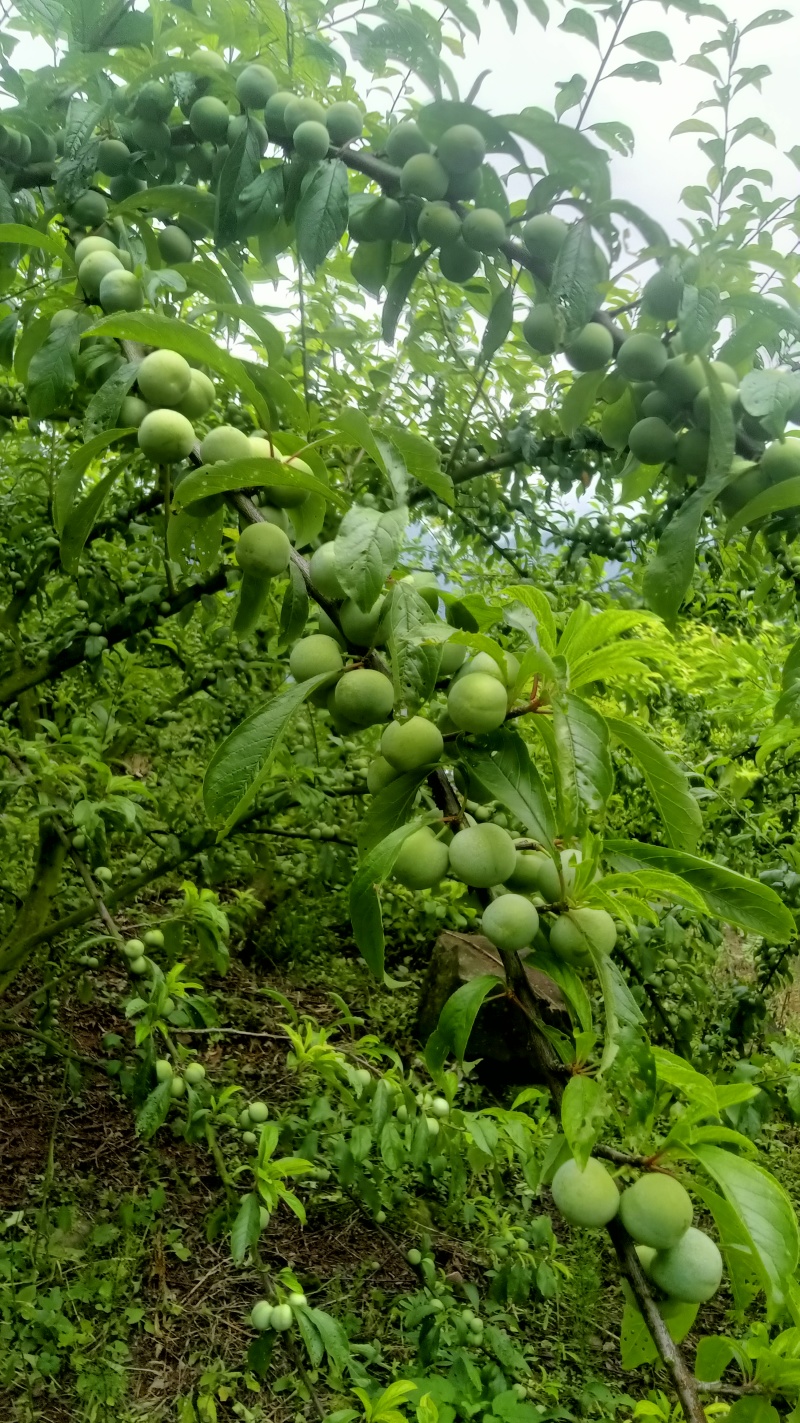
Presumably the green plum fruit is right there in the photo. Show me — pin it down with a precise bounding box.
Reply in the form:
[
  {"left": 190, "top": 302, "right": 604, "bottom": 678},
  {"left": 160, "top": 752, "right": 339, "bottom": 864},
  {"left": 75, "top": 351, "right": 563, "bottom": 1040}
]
[
  {"left": 447, "top": 672, "right": 507, "bottom": 733},
  {"left": 289, "top": 634, "right": 343, "bottom": 683},
  {"left": 366, "top": 756, "right": 399, "bottom": 793},
  {"left": 325, "top": 101, "right": 363, "bottom": 146},
  {"left": 385, "top": 121, "right": 430, "bottom": 165},
  {"left": 417, "top": 201, "right": 462, "bottom": 247},
  {"left": 628, "top": 417, "right": 677, "bottom": 465},
  {"left": 550, "top": 908, "right": 616, "bottom": 964},
  {"left": 481, "top": 894, "right": 539, "bottom": 950},
  {"left": 177, "top": 369, "right": 216, "bottom": 419},
  {"left": 340, "top": 597, "right": 383, "bottom": 647},
  {"left": 138, "top": 349, "right": 193, "bottom": 407},
  {"left": 72, "top": 189, "right": 108, "bottom": 226},
  {"left": 97, "top": 138, "right": 131, "bottom": 175},
  {"left": 642, "top": 268, "right": 683, "bottom": 320},
  {"left": 448, "top": 823, "right": 517, "bottom": 888},
  {"left": 380, "top": 715, "right": 443, "bottom": 771},
  {"left": 158, "top": 224, "right": 194, "bottom": 264},
  {"left": 616, "top": 332, "right": 668, "bottom": 382},
  {"left": 551, "top": 1156, "right": 620, "bottom": 1227},
  {"left": 675, "top": 428, "right": 710, "bottom": 476},
  {"left": 236, "top": 65, "right": 278, "bottom": 109},
  {"left": 293, "top": 119, "right": 331, "bottom": 160},
  {"left": 201, "top": 424, "right": 252, "bottom": 463},
  {"left": 120, "top": 395, "right": 149, "bottom": 427},
  {"left": 460, "top": 207, "right": 506, "bottom": 253},
  {"left": 649, "top": 1227, "right": 723, "bottom": 1303},
  {"left": 436, "top": 123, "right": 485, "bottom": 174},
  {"left": 522, "top": 213, "right": 568, "bottom": 263},
  {"left": 309, "top": 541, "right": 344, "bottom": 600},
  {"left": 78, "top": 250, "right": 123, "bottom": 298},
  {"left": 619, "top": 1174, "right": 694, "bottom": 1250},
  {"left": 138, "top": 409, "right": 196, "bottom": 462},
  {"left": 565, "top": 323, "right": 614, "bottom": 373},
  {"left": 334, "top": 669, "right": 394, "bottom": 726},
  {"left": 393, "top": 827, "right": 450, "bottom": 889},
  {"left": 99, "top": 269, "right": 143, "bottom": 312},
  {"left": 523, "top": 304, "right": 560, "bottom": 356},
  {"left": 507, "top": 850, "right": 561, "bottom": 901},
  {"left": 400, "top": 153, "right": 449, "bottom": 200},
  {"left": 189, "top": 96, "right": 230, "bottom": 143},
  {"left": 438, "top": 238, "right": 481, "bottom": 283}
]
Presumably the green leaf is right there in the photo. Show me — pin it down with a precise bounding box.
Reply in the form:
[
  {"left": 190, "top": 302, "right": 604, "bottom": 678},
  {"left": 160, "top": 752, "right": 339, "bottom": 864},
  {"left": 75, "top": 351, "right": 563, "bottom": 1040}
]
[
  {"left": 204, "top": 675, "right": 331, "bottom": 834},
  {"left": 84, "top": 312, "right": 272, "bottom": 432},
  {"left": 619, "top": 1287, "right": 697, "bottom": 1368},
  {"left": 739, "top": 368, "right": 800, "bottom": 437},
  {"left": 549, "top": 219, "right": 601, "bottom": 336},
  {"left": 111, "top": 183, "right": 216, "bottom": 229},
  {"left": 605, "top": 841, "right": 796, "bottom": 941},
  {"left": 425, "top": 973, "right": 503, "bottom": 1078},
  {"left": 237, "top": 164, "right": 285, "bottom": 238},
  {"left": 26, "top": 320, "right": 79, "bottom": 419},
  {"left": 359, "top": 769, "right": 431, "bottom": 854},
  {"left": 461, "top": 729, "right": 557, "bottom": 851},
  {"left": 504, "top": 584, "right": 557, "bottom": 653},
  {"left": 334, "top": 504, "right": 408, "bottom": 611},
  {"left": 741, "top": 8, "right": 791, "bottom": 32},
  {"left": 389, "top": 427, "right": 454, "bottom": 507},
  {"left": 279, "top": 564, "right": 309, "bottom": 651},
  {"left": 231, "top": 1192, "right": 261, "bottom": 1263},
  {"left": 135, "top": 1079, "right": 172, "bottom": 1139},
  {"left": 695, "top": 1335, "right": 738, "bottom": 1383},
  {"left": 551, "top": 692, "right": 613, "bottom": 834},
  {"left": 560, "top": 7, "right": 599, "bottom": 47},
  {"left": 481, "top": 286, "right": 514, "bottom": 362},
  {"left": 0, "top": 222, "right": 70, "bottom": 261},
  {"left": 622, "top": 30, "right": 674, "bottom": 60},
  {"left": 295, "top": 1306, "right": 325, "bottom": 1368},
  {"left": 296, "top": 159, "right": 349, "bottom": 273},
  {"left": 60, "top": 465, "right": 125, "bottom": 574},
  {"left": 309, "top": 1307, "right": 358, "bottom": 1376},
  {"left": 350, "top": 817, "right": 438, "bottom": 979},
  {"left": 382, "top": 250, "right": 429, "bottom": 345},
  {"left": 677, "top": 284, "right": 720, "bottom": 354},
  {"left": 643, "top": 362, "right": 736, "bottom": 624},
  {"left": 215, "top": 119, "right": 266, "bottom": 248},
  {"left": 559, "top": 369, "right": 606, "bottom": 436},
  {"left": 384, "top": 581, "right": 442, "bottom": 712},
  {"left": 605, "top": 718, "right": 702, "bottom": 851},
  {"left": 725, "top": 475, "right": 800, "bottom": 539},
  {"left": 502, "top": 108, "right": 610, "bottom": 204},
  {"left": 54, "top": 428, "right": 133, "bottom": 533},
  {"left": 173, "top": 458, "right": 339, "bottom": 510},
  {"left": 609, "top": 61, "right": 661, "bottom": 82},
  {"left": 589, "top": 121, "right": 635, "bottom": 157},
  {"left": 82, "top": 361, "right": 140, "bottom": 442},
  {"left": 560, "top": 1075, "right": 607, "bottom": 1168},
  {"left": 691, "top": 1144, "right": 800, "bottom": 1310},
  {"left": 335, "top": 408, "right": 389, "bottom": 479}
]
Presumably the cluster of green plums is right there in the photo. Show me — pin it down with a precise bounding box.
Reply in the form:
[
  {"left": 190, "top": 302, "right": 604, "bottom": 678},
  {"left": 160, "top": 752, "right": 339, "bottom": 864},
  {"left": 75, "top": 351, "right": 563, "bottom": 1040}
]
[
  {"left": 551, "top": 1157, "right": 723, "bottom": 1304},
  {"left": 120, "top": 925, "right": 164, "bottom": 977},
  {"left": 250, "top": 1291, "right": 307, "bottom": 1335}
]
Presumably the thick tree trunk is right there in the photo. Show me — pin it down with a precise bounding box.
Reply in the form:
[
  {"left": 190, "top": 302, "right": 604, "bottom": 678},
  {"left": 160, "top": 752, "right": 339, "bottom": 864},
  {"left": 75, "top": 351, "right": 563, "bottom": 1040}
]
[{"left": 0, "top": 822, "right": 67, "bottom": 994}]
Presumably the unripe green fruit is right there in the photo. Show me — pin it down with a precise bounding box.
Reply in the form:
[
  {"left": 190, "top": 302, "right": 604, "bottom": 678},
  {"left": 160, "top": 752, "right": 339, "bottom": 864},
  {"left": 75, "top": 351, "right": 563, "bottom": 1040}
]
[
  {"left": 131, "top": 117, "right": 171, "bottom": 152},
  {"left": 761, "top": 438, "right": 800, "bottom": 484},
  {"left": 158, "top": 224, "right": 194, "bottom": 264},
  {"left": 190, "top": 96, "right": 230, "bottom": 143},
  {"left": 236, "top": 521, "right": 291, "bottom": 577},
  {"left": 461, "top": 207, "right": 506, "bottom": 253},
  {"left": 551, "top": 1157, "right": 619, "bottom": 1227},
  {"left": 431, "top": 1096, "right": 450, "bottom": 1118},
  {"left": 669, "top": 426, "right": 706, "bottom": 478},
  {"left": 134, "top": 80, "right": 174, "bottom": 121},
  {"left": 393, "top": 827, "right": 449, "bottom": 889},
  {"left": 177, "top": 369, "right": 215, "bottom": 420},
  {"left": 239, "top": 1109, "right": 252, "bottom": 1129},
  {"left": 438, "top": 238, "right": 481, "bottom": 283},
  {"left": 636, "top": 1244, "right": 657, "bottom": 1275},
  {"left": 309, "top": 541, "right": 344, "bottom": 600},
  {"left": 138, "top": 349, "right": 193, "bottom": 407},
  {"left": 448, "top": 823, "right": 516, "bottom": 888},
  {"left": 711, "top": 359, "right": 739, "bottom": 386},
  {"left": 79, "top": 250, "right": 123, "bottom": 298},
  {"left": 74, "top": 235, "right": 118, "bottom": 265},
  {"left": 236, "top": 64, "right": 278, "bottom": 109},
  {"left": 693, "top": 382, "right": 738, "bottom": 431},
  {"left": 417, "top": 201, "right": 462, "bottom": 247},
  {"left": 437, "top": 123, "right": 486, "bottom": 175},
  {"left": 550, "top": 908, "right": 616, "bottom": 964},
  {"left": 460, "top": 650, "right": 518, "bottom": 687},
  {"left": 447, "top": 672, "right": 507, "bottom": 734},
  {"left": 185, "top": 1062, "right": 206, "bottom": 1086},
  {"left": 123, "top": 938, "right": 145, "bottom": 959},
  {"left": 642, "top": 268, "right": 683, "bottom": 320},
  {"left": 263, "top": 453, "right": 313, "bottom": 507},
  {"left": 381, "top": 716, "right": 443, "bottom": 771},
  {"left": 110, "top": 172, "right": 147, "bottom": 200},
  {"left": 481, "top": 894, "right": 539, "bottom": 951},
  {"left": 284, "top": 96, "right": 324, "bottom": 132},
  {"left": 72, "top": 189, "right": 108, "bottom": 227},
  {"left": 628, "top": 417, "right": 677, "bottom": 465},
  {"left": 355, "top": 196, "right": 405, "bottom": 242},
  {"left": 616, "top": 333, "right": 668, "bottom": 382},
  {"left": 155, "top": 1058, "right": 173, "bottom": 1081},
  {"left": 523, "top": 304, "right": 559, "bottom": 356},
  {"left": 507, "top": 850, "right": 561, "bottom": 901},
  {"left": 366, "top": 756, "right": 398, "bottom": 794},
  {"left": 201, "top": 424, "right": 252, "bottom": 463},
  {"left": 293, "top": 119, "right": 331, "bottom": 160},
  {"left": 264, "top": 91, "right": 295, "bottom": 139},
  {"left": 340, "top": 597, "right": 383, "bottom": 647},
  {"left": 99, "top": 269, "right": 143, "bottom": 312},
  {"left": 170, "top": 1076, "right": 185, "bottom": 1098},
  {"left": 97, "top": 138, "right": 131, "bottom": 175},
  {"left": 270, "top": 1303, "right": 294, "bottom": 1331},
  {"left": 640, "top": 390, "right": 677, "bottom": 422},
  {"left": 717, "top": 465, "right": 769, "bottom": 519},
  {"left": 289, "top": 634, "right": 343, "bottom": 683},
  {"left": 565, "top": 322, "right": 614, "bottom": 373},
  {"left": 386, "top": 121, "right": 430, "bottom": 165},
  {"left": 129, "top": 957, "right": 148, "bottom": 974},
  {"left": 440, "top": 641, "right": 467, "bottom": 675},
  {"left": 401, "top": 152, "right": 449, "bottom": 200},
  {"left": 522, "top": 213, "right": 568, "bottom": 263},
  {"left": 407, "top": 1248, "right": 423, "bottom": 1266},
  {"left": 250, "top": 1300, "right": 273, "bottom": 1330},
  {"left": 334, "top": 669, "right": 394, "bottom": 726},
  {"left": 242, "top": 1130, "right": 257, "bottom": 1145},
  {"left": 619, "top": 1174, "right": 693, "bottom": 1249},
  {"left": 288, "top": 1292, "right": 307, "bottom": 1309},
  {"left": 248, "top": 1101, "right": 269, "bottom": 1122},
  {"left": 350, "top": 240, "right": 391, "bottom": 295},
  {"left": 120, "top": 396, "right": 149, "bottom": 428},
  {"left": 144, "top": 929, "right": 164, "bottom": 948},
  {"left": 649, "top": 1227, "right": 723, "bottom": 1302},
  {"left": 138, "top": 409, "right": 196, "bottom": 462},
  {"left": 325, "top": 101, "right": 363, "bottom": 146},
  {"left": 657, "top": 355, "right": 706, "bottom": 405}
]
